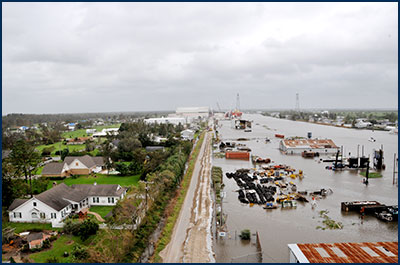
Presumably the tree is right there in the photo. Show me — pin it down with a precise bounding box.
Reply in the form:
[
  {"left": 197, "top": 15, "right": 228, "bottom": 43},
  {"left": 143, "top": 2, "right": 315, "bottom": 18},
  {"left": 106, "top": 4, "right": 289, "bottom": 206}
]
[
  {"left": 78, "top": 219, "right": 99, "bottom": 240},
  {"left": 2, "top": 161, "right": 27, "bottom": 208},
  {"left": 9, "top": 139, "right": 42, "bottom": 196},
  {"left": 100, "top": 141, "right": 114, "bottom": 174},
  {"left": 61, "top": 148, "right": 70, "bottom": 161}
]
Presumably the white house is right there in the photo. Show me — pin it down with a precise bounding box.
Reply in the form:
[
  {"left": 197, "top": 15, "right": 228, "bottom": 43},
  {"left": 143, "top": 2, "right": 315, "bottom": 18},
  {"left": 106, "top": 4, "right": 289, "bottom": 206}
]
[
  {"left": 8, "top": 183, "right": 127, "bottom": 227},
  {"left": 67, "top": 123, "right": 76, "bottom": 131},
  {"left": 86, "top": 129, "right": 97, "bottom": 134},
  {"left": 181, "top": 129, "right": 195, "bottom": 141},
  {"left": 355, "top": 119, "right": 372, "bottom": 129}
]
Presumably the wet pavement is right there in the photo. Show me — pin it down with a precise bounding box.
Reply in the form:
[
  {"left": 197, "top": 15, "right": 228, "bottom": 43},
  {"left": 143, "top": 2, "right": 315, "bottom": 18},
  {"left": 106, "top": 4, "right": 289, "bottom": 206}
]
[{"left": 212, "top": 113, "right": 398, "bottom": 263}]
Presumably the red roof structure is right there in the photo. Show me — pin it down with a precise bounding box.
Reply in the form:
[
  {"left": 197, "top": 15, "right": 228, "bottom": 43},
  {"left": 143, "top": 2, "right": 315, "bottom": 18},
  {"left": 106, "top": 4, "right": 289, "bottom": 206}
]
[{"left": 289, "top": 242, "right": 398, "bottom": 263}]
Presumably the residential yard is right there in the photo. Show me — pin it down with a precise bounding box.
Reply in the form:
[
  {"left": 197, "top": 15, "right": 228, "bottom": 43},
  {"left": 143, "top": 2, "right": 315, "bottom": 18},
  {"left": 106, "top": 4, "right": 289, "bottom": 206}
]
[
  {"left": 29, "top": 233, "right": 97, "bottom": 263},
  {"left": 47, "top": 174, "right": 140, "bottom": 189},
  {"left": 2, "top": 222, "right": 59, "bottom": 234},
  {"left": 89, "top": 206, "right": 114, "bottom": 219}
]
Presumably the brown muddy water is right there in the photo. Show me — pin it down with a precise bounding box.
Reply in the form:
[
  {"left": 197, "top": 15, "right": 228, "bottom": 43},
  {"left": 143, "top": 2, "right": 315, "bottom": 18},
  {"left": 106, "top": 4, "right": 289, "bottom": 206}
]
[{"left": 212, "top": 113, "right": 398, "bottom": 263}]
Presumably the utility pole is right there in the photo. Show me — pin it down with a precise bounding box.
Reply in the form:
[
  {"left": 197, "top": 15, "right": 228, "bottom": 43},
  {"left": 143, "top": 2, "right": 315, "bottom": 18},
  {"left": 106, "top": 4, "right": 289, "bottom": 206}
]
[{"left": 393, "top": 153, "right": 398, "bottom": 185}]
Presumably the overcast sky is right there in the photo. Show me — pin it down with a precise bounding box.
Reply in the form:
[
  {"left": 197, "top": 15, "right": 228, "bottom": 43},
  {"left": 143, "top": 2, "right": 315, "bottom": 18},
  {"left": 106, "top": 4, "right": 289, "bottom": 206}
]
[{"left": 2, "top": 2, "right": 398, "bottom": 114}]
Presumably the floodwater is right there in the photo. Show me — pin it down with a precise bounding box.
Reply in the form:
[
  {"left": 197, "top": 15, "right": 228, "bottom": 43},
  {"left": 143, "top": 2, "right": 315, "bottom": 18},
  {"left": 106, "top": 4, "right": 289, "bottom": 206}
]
[{"left": 212, "top": 113, "right": 398, "bottom": 263}]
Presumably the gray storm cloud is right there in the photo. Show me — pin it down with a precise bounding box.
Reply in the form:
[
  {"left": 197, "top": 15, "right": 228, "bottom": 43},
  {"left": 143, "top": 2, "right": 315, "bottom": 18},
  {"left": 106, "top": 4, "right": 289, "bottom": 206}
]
[{"left": 2, "top": 2, "right": 398, "bottom": 114}]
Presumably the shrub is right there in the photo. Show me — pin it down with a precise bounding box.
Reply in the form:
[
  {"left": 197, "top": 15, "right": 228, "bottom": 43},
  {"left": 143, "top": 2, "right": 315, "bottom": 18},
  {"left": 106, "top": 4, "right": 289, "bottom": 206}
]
[
  {"left": 42, "top": 239, "right": 51, "bottom": 249},
  {"left": 78, "top": 220, "right": 99, "bottom": 240},
  {"left": 72, "top": 245, "right": 89, "bottom": 261},
  {"left": 63, "top": 219, "right": 81, "bottom": 236},
  {"left": 46, "top": 257, "right": 59, "bottom": 263}
]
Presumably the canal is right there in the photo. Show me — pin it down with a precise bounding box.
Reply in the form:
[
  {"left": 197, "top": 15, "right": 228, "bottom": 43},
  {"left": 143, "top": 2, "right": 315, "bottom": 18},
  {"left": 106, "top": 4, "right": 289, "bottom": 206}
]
[{"left": 212, "top": 113, "right": 398, "bottom": 263}]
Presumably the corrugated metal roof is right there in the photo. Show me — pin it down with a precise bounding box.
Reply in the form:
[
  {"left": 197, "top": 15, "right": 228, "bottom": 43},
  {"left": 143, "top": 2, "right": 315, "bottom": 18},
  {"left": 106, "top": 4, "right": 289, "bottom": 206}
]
[
  {"left": 296, "top": 242, "right": 398, "bottom": 263},
  {"left": 283, "top": 139, "right": 339, "bottom": 149}
]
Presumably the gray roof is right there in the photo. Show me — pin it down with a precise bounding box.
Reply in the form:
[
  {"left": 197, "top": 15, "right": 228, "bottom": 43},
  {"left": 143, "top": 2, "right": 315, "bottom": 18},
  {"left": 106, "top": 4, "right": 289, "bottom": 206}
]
[
  {"left": 27, "top": 233, "right": 44, "bottom": 242},
  {"left": 64, "top": 155, "right": 104, "bottom": 168},
  {"left": 9, "top": 183, "right": 125, "bottom": 212},
  {"left": 71, "top": 184, "right": 126, "bottom": 197},
  {"left": 35, "top": 183, "right": 86, "bottom": 211},
  {"left": 8, "top": 199, "right": 28, "bottom": 211},
  {"left": 41, "top": 162, "right": 66, "bottom": 175},
  {"left": 145, "top": 146, "right": 165, "bottom": 152}
]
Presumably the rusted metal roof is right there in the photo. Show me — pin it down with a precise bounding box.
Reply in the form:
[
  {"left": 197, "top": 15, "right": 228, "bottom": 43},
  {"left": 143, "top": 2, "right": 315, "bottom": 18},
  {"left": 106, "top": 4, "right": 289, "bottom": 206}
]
[
  {"left": 283, "top": 139, "right": 338, "bottom": 149},
  {"left": 296, "top": 241, "right": 398, "bottom": 263}
]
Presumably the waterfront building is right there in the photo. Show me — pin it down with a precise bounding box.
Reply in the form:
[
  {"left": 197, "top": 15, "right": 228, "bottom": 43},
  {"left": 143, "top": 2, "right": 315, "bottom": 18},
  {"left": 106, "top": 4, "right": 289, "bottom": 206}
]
[
  {"left": 288, "top": 241, "right": 398, "bottom": 263},
  {"left": 279, "top": 138, "right": 339, "bottom": 155}
]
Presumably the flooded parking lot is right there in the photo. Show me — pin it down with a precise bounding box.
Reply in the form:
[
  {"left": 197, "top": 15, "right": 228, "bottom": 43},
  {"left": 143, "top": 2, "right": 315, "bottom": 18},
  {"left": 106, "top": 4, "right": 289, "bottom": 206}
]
[{"left": 213, "top": 114, "right": 398, "bottom": 262}]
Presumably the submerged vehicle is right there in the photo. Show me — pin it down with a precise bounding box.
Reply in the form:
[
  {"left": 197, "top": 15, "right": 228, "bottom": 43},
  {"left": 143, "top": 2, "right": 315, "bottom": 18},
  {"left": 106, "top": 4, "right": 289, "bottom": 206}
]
[{"left": 263, "top": 202, "right": 278, "bottom": 209}]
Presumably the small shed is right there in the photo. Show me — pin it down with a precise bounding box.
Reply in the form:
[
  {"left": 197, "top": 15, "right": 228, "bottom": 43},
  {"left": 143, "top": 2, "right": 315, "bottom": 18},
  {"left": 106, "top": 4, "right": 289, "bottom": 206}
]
[{"left": 27, "top": 233, "right": 50, "bottom": 249}]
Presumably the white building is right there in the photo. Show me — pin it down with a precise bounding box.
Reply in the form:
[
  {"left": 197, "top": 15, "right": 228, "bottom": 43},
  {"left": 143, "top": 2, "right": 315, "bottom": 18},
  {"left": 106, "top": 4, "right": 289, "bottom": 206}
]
[
  {"left": 86, "top": 129, "right": 96, "bottom": 134},
  {"left": 176, "top": 106, "right": 210, "bottom": 122},
  {"left": 92, "top": 128, "right": 119, "bottom": 137},
  {"left": 144, "top": 117, "right": 186, "bottom": 125},
  {"left": 181, "top": 129, "right": 195, "bottom": 141},
  {"left": 8, "top": 183, "right": 127, "bottom": 227},
  {"left": 355, "top": 119, "right": 372, "bottom": 129},
  {"left": 279, "top": 138, "right": 339, "bottom": 155}
]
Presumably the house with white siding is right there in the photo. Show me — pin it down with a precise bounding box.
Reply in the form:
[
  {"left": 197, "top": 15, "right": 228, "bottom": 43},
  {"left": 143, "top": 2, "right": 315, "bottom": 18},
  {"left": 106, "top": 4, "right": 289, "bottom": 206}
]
[{"left": 8, "top": 183, "right": 127, "bottom": 227}]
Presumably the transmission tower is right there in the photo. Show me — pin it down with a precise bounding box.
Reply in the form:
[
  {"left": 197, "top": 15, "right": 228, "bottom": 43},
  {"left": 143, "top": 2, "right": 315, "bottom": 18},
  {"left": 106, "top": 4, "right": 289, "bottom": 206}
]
[
  {"left": 236, "top": 93, "right": 240, "bottom": 111},
  {"left": 295, "top": 93, "right": 300, "bottom": 112}
]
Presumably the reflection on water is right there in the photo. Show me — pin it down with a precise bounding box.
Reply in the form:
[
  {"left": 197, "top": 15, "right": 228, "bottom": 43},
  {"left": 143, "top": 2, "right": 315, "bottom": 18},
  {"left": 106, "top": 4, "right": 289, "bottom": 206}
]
[{"left": 213, "top": 114, "right": 398, "bottom": 263}]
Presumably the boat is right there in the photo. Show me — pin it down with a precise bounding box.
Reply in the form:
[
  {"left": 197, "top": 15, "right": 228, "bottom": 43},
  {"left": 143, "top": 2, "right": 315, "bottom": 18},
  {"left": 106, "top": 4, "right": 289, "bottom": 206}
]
[
  {"left": 244, "top": 129, "right": 252, "bottom": 132},
  {"left": 265, "top": 137, "right": 271, "bottom": 143},
  {"left": 302, "top": 151, "right": 316, "bottom": 158},
  {"left": 275, "top": 134, "right": 285, "bottom": 138},
  {"left": 369, "top": 137, "right": 376, "bottom": 142}
]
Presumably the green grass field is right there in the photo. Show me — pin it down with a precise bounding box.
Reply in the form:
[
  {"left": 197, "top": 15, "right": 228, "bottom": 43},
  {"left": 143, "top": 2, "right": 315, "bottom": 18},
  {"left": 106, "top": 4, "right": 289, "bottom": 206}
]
[
  {"left": 36, "top": 143, "right": 86, "bottom": 156},
  {"left": 29, "top": 234, "right": 96, "bottom": 263},
  {"left": 2, "top": 222, "right": 59, "bottom": 234},
  {"left": 360, "top": 171, "right": 383, "bottom": 178},
  {"left": 47, "top": 174, "right": 140, "bottom": 189},
  {"left": 89, "top": 206, "right": 114, "bottom": 218}
]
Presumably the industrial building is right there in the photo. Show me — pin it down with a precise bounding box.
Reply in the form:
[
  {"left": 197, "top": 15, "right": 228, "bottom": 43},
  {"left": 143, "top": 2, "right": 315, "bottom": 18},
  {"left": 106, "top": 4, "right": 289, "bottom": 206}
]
[
  {"left": 288, "top": 241, "right": 398, "bottom": 263},
  {"left": 143, "top": 117, "right": 186, "bottom": 125},
  {"left": 175, "top": 106, "right": 210, "bottom": 122},
  {"left": 279, "top": 138, "right": 339, "bottom": 155}
]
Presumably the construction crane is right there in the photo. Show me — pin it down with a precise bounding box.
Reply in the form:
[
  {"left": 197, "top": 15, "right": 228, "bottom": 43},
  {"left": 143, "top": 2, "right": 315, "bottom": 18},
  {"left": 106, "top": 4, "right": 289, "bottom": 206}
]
[{"left": 216, "top": 102, "right": 222, "bottom": 113}]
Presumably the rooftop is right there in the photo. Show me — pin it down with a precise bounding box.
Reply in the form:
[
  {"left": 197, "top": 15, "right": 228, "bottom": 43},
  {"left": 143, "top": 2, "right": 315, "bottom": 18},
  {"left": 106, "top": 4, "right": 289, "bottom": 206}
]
[
  {"left": 282, "top": 139, "right": 338, "bottom": 149},
  {"left": 289, "top": 241, "right": 398, "bottom": 263}
]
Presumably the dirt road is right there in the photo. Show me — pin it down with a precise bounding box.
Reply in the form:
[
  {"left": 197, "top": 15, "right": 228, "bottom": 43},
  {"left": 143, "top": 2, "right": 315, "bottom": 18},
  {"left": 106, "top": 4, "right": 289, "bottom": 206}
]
[{"left": 159, "top": 131, "right": 215, "bottom": 263}]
